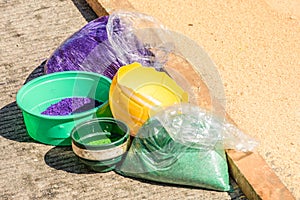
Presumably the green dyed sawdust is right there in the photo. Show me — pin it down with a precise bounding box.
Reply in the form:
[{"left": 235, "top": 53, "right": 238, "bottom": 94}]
[
  {"left": 88, "top": 138, "right": 111, "bottom": 145},
  {"left": 118, "top": 118, "right": 230, "bottom": 191}
]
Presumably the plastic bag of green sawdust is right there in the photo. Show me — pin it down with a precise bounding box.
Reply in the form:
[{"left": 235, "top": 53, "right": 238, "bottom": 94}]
[{"left": 116, "top": 104, "right": 258, "bottom": 191}]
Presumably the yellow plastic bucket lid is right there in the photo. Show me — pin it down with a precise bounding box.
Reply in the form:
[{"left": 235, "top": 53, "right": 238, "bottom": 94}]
[{"left": 109, "top": 62, "right": 188, "bottom": 136}]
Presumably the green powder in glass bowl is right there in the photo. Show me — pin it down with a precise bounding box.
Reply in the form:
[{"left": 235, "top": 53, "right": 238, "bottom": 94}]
[{"left": 88, "top": 138, "right": 112, "bottom": 145}]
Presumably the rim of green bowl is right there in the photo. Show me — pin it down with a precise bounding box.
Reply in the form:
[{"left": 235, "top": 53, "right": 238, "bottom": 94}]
[
  {"left": 16, "top": 71, "right": 111, "bottom": 120},
  {"left": 71, "top": 117, "right": 130, "bottom": 150}
]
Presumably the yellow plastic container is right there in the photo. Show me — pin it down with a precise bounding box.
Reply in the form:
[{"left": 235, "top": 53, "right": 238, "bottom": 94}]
[{"left": 109, "top": 62, "right": 188, "bottom": 135}]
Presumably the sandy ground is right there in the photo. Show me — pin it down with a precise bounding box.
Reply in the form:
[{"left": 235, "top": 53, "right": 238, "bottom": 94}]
[{"left": 0, "top": 0, "right": 299, "bottom": 199}]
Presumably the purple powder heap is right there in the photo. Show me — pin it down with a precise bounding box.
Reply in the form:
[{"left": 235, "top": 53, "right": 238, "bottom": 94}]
[{"left": 41, "top": 97, "right": 102, "bottom": 116}]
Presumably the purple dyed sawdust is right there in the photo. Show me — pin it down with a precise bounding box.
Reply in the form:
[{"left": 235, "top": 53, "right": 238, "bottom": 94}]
[
  {"left": 41, "top": 97, "right": 102, "bottom": 116},
  {"left": 45, "top": 15, "right": 155, "bottom": 79}
]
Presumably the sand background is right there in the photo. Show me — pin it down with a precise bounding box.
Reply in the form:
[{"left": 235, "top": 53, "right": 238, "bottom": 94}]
[{"left": 0, "top": 0, "right": 299, "bottom": 199}]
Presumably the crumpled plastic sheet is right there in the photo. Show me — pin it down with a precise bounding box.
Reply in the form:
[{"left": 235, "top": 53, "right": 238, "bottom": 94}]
[{"left": 154, "top": 104, "right": 258, "bottom": 152}]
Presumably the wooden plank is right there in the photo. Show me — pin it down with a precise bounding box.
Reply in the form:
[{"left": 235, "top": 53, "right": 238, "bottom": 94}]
[
  {"left": 227, "top": 150, "right": 295, "bottom": 200},
  {"left": 85, "top": 1, "right": 296, "bottom": 199},
  {"left": 86, "top": 0, "right": 108, "bottom": 16}
]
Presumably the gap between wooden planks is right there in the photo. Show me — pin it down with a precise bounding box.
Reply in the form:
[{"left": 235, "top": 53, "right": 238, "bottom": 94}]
[{"left": 85, "top": 0, "right": 295, "bottom": 199}]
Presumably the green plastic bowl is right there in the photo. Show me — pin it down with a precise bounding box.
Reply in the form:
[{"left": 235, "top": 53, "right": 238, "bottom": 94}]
[
  {"left": 71, "top": 117, "right": 130, "bottom": 172},
  {"left": 16, "top": 71, "right": 112, "bottom": 146}
]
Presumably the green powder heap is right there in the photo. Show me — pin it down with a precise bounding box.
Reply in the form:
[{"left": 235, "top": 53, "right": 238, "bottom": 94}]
[{"left": 88, "top": 138, "right": 112, "bottom": 145}]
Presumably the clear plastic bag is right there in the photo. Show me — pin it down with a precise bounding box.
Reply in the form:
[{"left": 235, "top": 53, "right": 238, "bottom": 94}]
[
  {"left": 106, "top": 10, "right": 172, "bottom": 70},
  {"left": 117, "top": 104, "right": 258, "bottom": 191},
  {"left": 44, "top": 11, "right": 167, "bottom": 79}
]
